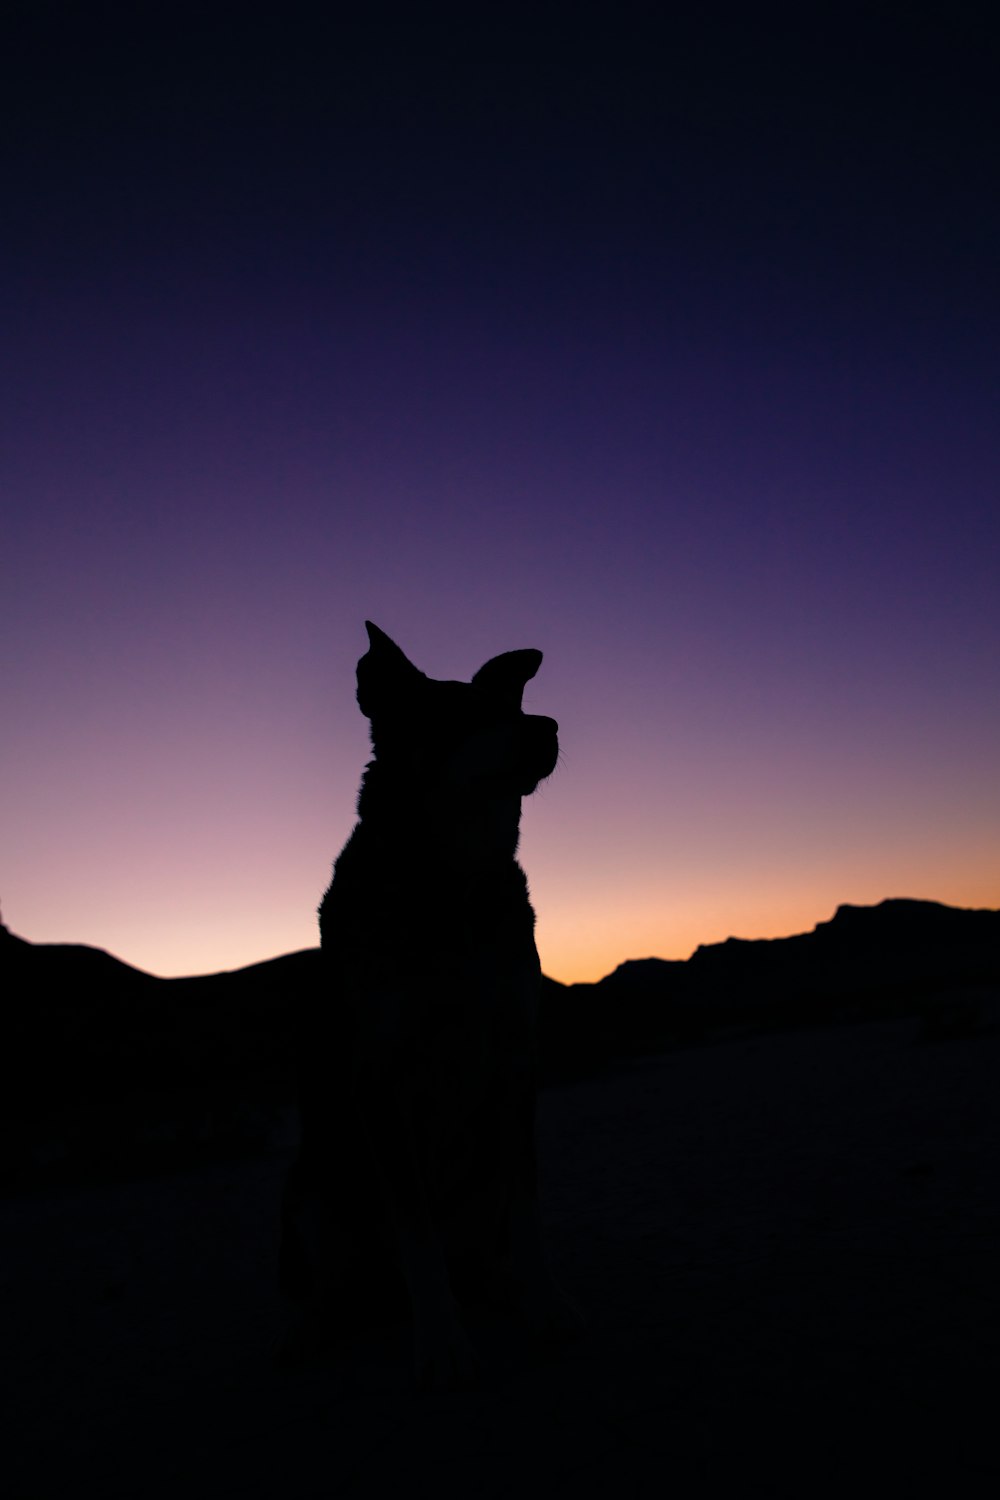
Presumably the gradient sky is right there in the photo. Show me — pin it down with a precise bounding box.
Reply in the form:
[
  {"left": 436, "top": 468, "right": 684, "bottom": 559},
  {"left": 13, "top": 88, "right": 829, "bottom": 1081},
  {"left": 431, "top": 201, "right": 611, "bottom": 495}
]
[{"left": 3, "top": 4, "right": 998, "bottom": 980}]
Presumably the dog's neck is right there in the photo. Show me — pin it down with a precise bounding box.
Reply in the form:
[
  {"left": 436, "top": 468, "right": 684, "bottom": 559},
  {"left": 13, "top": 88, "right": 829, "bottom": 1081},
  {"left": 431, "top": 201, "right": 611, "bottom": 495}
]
[{"left": 353, "top": 760, "right": 525, "bottom": 873}]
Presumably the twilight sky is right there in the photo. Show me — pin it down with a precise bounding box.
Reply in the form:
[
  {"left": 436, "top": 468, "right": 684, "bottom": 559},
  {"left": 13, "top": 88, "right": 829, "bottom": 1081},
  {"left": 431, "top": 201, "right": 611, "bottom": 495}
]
[{"left": 3, "top": 3, "right": 998, "bottom": 980}]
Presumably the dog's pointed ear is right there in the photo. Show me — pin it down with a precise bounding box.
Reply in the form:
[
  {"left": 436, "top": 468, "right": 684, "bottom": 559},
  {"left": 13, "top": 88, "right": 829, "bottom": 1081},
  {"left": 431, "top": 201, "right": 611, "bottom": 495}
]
[
  {"left": 357, "top": 621, "right": 424, "bottom": 717},
  {"left": 472, "top": 649, "right": 543, "bottom": 709}
]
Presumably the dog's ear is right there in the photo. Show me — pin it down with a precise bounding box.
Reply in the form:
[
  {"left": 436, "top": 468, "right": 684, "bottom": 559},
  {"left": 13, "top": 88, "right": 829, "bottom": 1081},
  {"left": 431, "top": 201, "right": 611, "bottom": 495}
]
[
  {"left": 356, "top": 621, "right": 424, "bottom": 717},
  {"left": 472, "top": 649, "right": 543, "bottom": 709}
]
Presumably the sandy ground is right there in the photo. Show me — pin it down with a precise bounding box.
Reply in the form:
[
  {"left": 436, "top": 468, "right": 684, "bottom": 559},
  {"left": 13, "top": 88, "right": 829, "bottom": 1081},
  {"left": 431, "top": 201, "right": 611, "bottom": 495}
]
[{"left": 5, "top": 1016, "right": 1000, "bottom": 1497}]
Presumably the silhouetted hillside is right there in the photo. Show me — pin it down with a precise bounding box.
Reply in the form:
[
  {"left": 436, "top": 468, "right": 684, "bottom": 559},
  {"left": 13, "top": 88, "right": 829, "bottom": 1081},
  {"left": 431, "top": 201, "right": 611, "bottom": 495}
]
[
  {"left": 4, "top": 924, "right": 313, "bottom": 1102},
  {"left": 2, "top": 914, "right": 319, "bottom": 1181},
  {"left": 540, "top": 900, "right": 1000, "bottom": 1069},
  {"left": 3, "top": 899, "right": 998, "bottom": 1181}
]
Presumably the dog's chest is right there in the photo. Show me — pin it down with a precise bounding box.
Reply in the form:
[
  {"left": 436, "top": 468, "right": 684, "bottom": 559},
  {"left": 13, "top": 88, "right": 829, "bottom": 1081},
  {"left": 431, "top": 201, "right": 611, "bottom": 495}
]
[
  {"left": 394, "top": 965, "right": 538, "bottom": 1213},
  {"left": 400, "top": 957, "right": 536, "bottom": 1093}
]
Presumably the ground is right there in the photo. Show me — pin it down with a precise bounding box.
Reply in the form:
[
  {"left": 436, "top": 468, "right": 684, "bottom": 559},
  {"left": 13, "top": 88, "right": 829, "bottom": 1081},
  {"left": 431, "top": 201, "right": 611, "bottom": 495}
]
[{"left": 5, "top": 1015, "right": 1000, "bottom": 1496}]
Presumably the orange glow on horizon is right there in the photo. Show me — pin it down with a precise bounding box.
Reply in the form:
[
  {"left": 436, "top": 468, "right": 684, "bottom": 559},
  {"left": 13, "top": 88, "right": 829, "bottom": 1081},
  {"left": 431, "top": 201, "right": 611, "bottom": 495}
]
[{"left": 8, "top": 864, "right": 997, "bottom": 986}]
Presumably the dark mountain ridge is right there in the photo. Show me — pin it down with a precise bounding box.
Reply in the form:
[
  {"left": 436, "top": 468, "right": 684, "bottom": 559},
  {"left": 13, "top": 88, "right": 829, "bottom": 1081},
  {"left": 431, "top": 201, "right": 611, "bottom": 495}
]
[
  {"left": 3, "top": 899, "right": 998, "bottom": 1182},
  {"left": 547, "top": 898, "right": 1000, "bottom": 1061}
]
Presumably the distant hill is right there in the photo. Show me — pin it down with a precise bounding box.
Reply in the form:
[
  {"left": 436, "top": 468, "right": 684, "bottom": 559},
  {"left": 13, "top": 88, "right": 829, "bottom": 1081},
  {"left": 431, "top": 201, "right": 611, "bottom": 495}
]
[
  {"left": 539, "top": 899, "right": 1000, "bottom": 1067},
  {"left": 3, "top": 899, "right": 998, "bottom": 1181},
  {"left": 1, "top": 916, "right": 319, "bottom": 1177}
]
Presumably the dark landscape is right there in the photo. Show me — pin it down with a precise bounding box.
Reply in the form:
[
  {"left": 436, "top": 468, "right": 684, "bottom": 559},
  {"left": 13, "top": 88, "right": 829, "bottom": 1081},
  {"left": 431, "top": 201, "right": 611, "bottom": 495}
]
[
  {"left": 4, "top": 898, "right": 997, "bottom": 1183},
  {"left": 4, "top": 900, "right": 1000, "bottom": 1492},
  {"left": 5, "top": 2, "right": 998, "bottom": 1490}
]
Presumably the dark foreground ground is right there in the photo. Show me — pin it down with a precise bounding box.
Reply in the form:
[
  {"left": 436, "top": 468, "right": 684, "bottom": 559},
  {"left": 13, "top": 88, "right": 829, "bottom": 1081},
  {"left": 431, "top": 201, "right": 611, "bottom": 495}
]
[{"left": 5, "top": 1013, "right": 1000, "bottom": 1497}]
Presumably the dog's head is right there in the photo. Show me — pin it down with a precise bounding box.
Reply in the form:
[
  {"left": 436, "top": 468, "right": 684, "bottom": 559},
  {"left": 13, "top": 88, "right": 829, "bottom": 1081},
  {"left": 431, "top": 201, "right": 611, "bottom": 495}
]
[{"left": 356, "top": 622, "right": 558, "bottom": 799}]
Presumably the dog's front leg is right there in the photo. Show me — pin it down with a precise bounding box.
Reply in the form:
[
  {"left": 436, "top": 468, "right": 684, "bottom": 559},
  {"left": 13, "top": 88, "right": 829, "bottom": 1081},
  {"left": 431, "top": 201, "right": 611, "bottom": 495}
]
[
  {"left": 506, "top": 1070, "right": 587, "bottom": 1343},
  {"left": 352, "top": 1045, "right": 481, "bottom": 1390}
]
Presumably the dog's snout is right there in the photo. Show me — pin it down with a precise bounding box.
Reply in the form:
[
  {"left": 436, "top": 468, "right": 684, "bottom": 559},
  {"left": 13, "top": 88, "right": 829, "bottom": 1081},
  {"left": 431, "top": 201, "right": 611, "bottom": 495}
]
[
  {"left": 528, "top": 714, "right": 559, "bottom": 753},
  {"left": 521, "top": 714, "right": 558, "bottom": 790}
]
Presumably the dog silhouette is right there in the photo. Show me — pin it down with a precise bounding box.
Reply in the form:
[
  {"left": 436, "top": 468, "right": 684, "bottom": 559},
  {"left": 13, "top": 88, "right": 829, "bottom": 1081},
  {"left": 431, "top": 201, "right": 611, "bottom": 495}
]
[{"left": 278, "top": 622, "right": 583, "bottom": 1388}]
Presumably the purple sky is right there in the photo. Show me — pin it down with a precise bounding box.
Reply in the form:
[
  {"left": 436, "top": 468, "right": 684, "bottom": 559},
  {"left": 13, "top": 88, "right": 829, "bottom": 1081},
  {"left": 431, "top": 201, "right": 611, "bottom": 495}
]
[{"left": 3, "top": 4, "right": 998, "bottom": 979}]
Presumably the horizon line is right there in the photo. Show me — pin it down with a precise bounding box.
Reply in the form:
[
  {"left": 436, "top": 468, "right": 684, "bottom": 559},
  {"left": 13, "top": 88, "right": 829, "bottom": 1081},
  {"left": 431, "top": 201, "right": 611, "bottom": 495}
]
[{"left": 5, "top": 893, "right": 997, "bottom": 987}]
